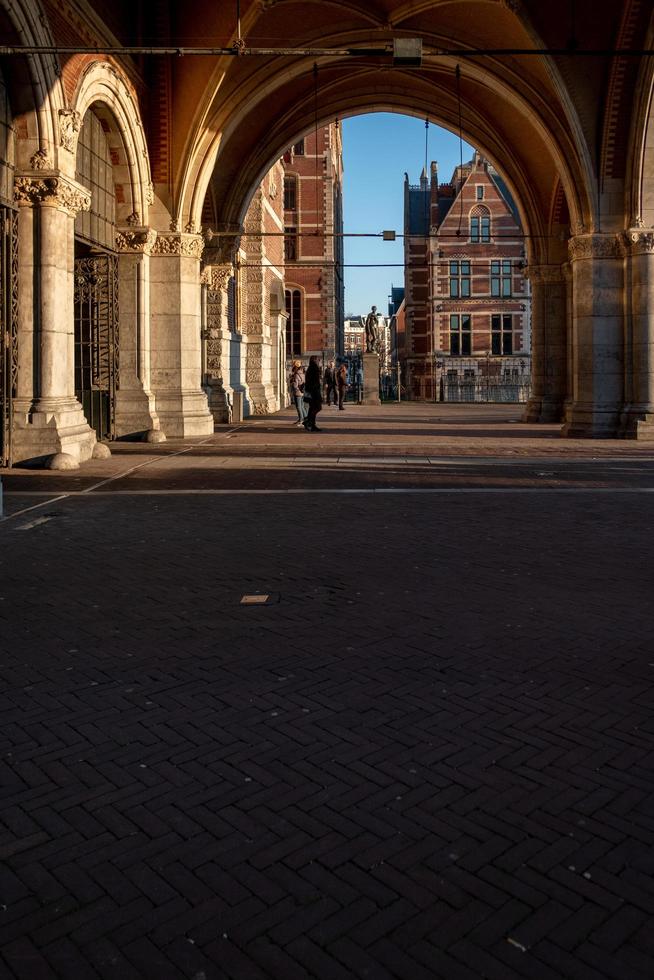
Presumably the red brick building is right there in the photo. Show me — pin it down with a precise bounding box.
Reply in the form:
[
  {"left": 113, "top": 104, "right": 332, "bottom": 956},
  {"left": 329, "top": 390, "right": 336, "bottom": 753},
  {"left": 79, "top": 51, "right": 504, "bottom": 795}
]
[
  {"left": 403, "top": 153, "right": 531, "bottom": 401},
  {"left": 283, "top": 125, "right": 345, "bottom": 362}
]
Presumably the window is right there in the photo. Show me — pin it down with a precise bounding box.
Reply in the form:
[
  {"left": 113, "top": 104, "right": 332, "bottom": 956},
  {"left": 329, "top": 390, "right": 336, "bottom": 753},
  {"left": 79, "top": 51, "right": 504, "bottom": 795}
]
[
  {"left": 470, "top": 206, "right": 490, "bottom": 243},
  {"left": 285, "top": 289, "right": 302, "bottom": 356},
  {"left": 293, "top": 139, "right": 305, "bottom": 155},
  {"left": 491, "top": 260, "right": 512, "bottom": 297},
  {"left": 283, "top": 175, "right": 297, "bottom": 211},
  {"left": 449, "top": 260, "right": 471, "bottom": 298},
  {"left": 491, "top": 314, "right": 513, "bottom": 355},
  {"left": 450, "top": 314, "right": 472, "bottom": 355},
  {"left": 75, "top": 110, "right": 116, "bottom": 249},
  {"left": 476, "top": 185, "right": 484, "bottom": 200},
  {"left": 284, "top": 225, "right": 298, "bottom": 261}
]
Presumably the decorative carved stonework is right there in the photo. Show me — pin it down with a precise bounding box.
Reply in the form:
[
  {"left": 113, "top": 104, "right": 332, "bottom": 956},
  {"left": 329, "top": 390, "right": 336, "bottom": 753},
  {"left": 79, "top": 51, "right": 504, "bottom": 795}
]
[
  {"left": 146, "top": 182, "right": 155, "bottom": 206},
  {"left": 30, "top": 148, "right": 51, "bottom": 170},
  {"left": 526, "top": 264, "right": 565, "bottom": 284},
  {"left": 14, "top": 174, "right": 91, "bottom": 216},
  {"left": 204, "top": 264, "right": 233, "bottom": 291},
  {"left": 115, "top": 228, "right": 157, "bottom": 253},
  {"left": 126, "top": 211, "right": 141, "bottom": 227},
  {"left": 245, "top": 344, "right": 263, "bottom": 384},
  {"left": 268, "top": 173, "right": 278, "bottom": 199},
  {"left": 204, "top": 225, "right": 243, "bottom": 265},
  {"left": 623, "top": 229, "right": 654, "bottom": 254},
  {"left": 185, "top": 220, "right": 199, "bottom": 234},
  {"left": 151, "top": 233, "right": 204, "bottom": 259},
  {"left": 568, "top": 233, "right": 623, "bottom": 262},
  {"left": 59, "top": 110, "right": 82, "bottom": 152}
]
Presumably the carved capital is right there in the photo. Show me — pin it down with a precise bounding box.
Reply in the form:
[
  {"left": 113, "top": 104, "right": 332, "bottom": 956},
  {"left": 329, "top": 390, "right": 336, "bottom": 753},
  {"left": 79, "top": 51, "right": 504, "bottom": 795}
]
[
  {"left": 14, "top": 174, "right": 91, "bottom": 216},
  {"left": 151, "top": 233, "right": 204, "bottom": 259},
  {"left": 623, "top": 228, "right": 654, "bottom": 255},
  {"left": 204, "top": 224, "right": 242, "bottom": 265},
  {"left": 115, "top": 227, "right": 158, "bottom": 254},
  {"left": 203, "top": 263, "right": 234, "bottom": 291},
  {"left": 59, "top": 109, "right": 82, "bottom": 153},
  {"left": 30, "top": 148, "right": 52, "bottom": 170},
  {"left": 526, "top": 264, "right": 565, "bottom": 285},
  {"left": 568, "top": 233, "right": 623, "bottom": 262}
]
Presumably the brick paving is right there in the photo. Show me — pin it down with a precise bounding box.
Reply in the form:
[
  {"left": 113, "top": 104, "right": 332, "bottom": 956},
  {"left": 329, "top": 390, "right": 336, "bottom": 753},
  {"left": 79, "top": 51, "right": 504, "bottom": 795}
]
[{"left": 1, "top": 405, "right": 654, "bottom": 979}]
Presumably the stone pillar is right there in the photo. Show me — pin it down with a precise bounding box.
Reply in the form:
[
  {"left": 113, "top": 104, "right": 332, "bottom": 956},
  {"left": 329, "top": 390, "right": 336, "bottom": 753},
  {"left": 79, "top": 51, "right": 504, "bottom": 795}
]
[
  {"left": 149, "top": 232, "right": 214, "bottom": 437},
  {"left": 12, "top": 172, "right": 96, "bottom": 466},
  {"left": 362, "top": 352, "right": 381, "bottom": 405},
  {"left": 621, "top": 229, "right": 654, "bottom": 437},
  {"left": 563, "top": 262, "right": 574, "bottom": 418},
  {"left": 201, "top": 263, "right": 235, "bottom": 423},
  {"left": 523, "top": 264, "right": 567, "bottom": 422},
  {"left": 562, "top": 233, "right": 624, "bottom": 438},
  {"left": 114, "top": 227, "right": 163, "bottom": 439}
]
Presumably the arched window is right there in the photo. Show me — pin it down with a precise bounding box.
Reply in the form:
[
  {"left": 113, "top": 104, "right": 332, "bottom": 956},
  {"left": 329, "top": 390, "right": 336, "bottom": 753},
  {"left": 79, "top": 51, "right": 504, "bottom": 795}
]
[
  {"left": 285, "top": 288, "right": 303, "bottom": 356},
  {"left": 75, "top": 110, "right": 116, "bottom": 250},
  {"left": 470, "top": 205, "right": 490, "bottom": 244}
]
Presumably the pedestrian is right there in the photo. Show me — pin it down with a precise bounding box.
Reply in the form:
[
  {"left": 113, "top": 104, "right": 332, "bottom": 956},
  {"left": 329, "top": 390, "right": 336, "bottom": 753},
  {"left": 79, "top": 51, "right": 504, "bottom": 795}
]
[
  {"left": 288, "top": 360, "right": 307, "bottom": 426},
  {"left": 323, "top": 360, "right": 337, "bottom": 406},
  {"left": 303, "top": 355, "right": 323, "bottom": 431},
  {"left": 336, "top": 361, "right": 348, "bottom": 410}
]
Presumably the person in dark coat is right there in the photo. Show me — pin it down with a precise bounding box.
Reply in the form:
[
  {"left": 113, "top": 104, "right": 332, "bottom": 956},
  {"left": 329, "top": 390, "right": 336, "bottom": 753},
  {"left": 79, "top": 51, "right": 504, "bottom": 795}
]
[
  {"left": 323, "top": 360, "right": 337, "bottom": 406},
  {"left": 336, "top": 362, "right": 348, "bottom": 410},
  {"left": 303, "top": 355, "right": 323, "bottom": 431}
]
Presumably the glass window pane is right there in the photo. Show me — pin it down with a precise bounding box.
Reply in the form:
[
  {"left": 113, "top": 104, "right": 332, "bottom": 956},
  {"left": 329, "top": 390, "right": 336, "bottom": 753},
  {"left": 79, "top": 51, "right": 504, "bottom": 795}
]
[{"left": 461, "top": 279, "right": 470, "bottom": 297}]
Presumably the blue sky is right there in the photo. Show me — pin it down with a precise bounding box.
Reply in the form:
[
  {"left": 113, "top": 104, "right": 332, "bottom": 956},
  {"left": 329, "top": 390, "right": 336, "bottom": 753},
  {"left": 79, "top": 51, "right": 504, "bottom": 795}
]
[{"left": 342, "top": 113, "right": 473, "bottom": 317}]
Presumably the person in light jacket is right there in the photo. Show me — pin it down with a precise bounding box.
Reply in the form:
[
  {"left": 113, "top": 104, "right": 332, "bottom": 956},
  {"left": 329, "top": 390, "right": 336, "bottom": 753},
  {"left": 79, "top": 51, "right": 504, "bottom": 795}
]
[
  {"left": 303, "top": 355, "right": 323, "bottom": 432},
  {"left": 289, "top": 361, "right": 307, "bottom": 425}
]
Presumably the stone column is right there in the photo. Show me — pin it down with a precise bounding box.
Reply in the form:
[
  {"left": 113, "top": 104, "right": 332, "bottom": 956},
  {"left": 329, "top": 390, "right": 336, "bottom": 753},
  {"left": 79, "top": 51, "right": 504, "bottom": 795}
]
[
  {"left": 562, "top": 233, "right": 624, "bottom": 438},
  {"left": 201, "top": 263, "right": 235, "bottom": 423},
  {"left": 621, "top": 229, "right": 654, "bottom": 437},
  {"left": 114, "top": 227, "right": 164, "bottom": 440},
  {"left": 523, "top": 264, "right": 568, "bottom": 422},
  {"left": 149, "top": 232, "right": 214, "bottom": 437},
  {"left": 12, "top": 173, "right": 96, "bottom": 466}
]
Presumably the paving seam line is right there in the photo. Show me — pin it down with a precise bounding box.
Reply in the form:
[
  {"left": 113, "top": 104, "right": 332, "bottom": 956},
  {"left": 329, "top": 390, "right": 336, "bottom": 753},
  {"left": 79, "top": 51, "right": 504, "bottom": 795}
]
[{"left": 0, "top": 430, "right": 231, "bottom": 523}]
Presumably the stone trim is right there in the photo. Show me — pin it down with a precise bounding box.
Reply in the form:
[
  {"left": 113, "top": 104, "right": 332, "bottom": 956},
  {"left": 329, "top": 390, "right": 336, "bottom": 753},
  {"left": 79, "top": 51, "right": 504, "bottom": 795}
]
[
  {"left": 14, "top": 173, "right": 91, "bottom": 216},
  {"left": 151, "top": 233, "right": 204, "bottom": 259},
  {"left": 568, "top": 233, "right": 623, "bottom": 262},
  {"left": 201, "top": 263, "right": 233, "bottom": 290},
  {"left": 623, "top": 229, "right": 654, "bottom": 255},
  {"left": 115, "top": 227, "right": 158, "bottom": 254},
  {"left": 525, "top": 264, "right": 566, "bottom": 284}
]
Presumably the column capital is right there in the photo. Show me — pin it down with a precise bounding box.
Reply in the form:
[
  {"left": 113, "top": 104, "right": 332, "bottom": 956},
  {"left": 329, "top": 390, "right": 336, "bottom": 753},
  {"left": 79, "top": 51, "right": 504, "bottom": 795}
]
[
  {"left": 525, "top": 263, "right": 565, "bottom": 284},
  {"left": 622, "top": 228, "right": 654, "bottom": 256},
  {"left": 203, "top": 224, "right": 243, "bottom": 265},
  {"left": 201, "top": 263, "right": 234, "bottom": 290},
  {"left": 13, "top": 172, "right": 91, "bottom": 217},
  {"left": 115, "top": 227, "right": 158, "bottom": 254},
  {"left": 151, "top": 232, "right": 204, "bottom": 259},
  {"left": 568, "top": 233, "right": 623, "bottom": 263}
]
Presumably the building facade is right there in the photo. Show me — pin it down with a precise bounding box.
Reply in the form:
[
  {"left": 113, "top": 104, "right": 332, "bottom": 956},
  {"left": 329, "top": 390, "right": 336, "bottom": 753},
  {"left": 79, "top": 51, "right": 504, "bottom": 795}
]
[
  {"left": 403, "top": 154, "right": 531, "bottom": 401},
  {"left": 283, "top": 125, "right": 344, "bottom": 365}
]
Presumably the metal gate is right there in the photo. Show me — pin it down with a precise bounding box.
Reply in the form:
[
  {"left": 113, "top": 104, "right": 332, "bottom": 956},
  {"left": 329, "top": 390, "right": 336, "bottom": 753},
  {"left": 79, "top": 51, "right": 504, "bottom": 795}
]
[
  {"left": 74, "top": 253, "right": 118, "bottom": 441},
  {"left": 1, "top": 207, "right": 18, "bottom": 467}
]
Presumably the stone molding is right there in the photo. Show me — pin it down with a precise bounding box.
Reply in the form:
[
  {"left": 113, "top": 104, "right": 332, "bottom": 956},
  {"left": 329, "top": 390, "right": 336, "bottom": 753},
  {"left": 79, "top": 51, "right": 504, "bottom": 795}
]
[
  {"left": 525, "top": 264, "right": 566, "bottom": 284},
  {"left": 151, "top": 233, "right": 204, "bottom": 259},
  {"left": 59, "top": 109, "right": 82, "bottom": 152},
  {"left": 115, "top": 227, "right": 158, "bottom": 254},
  {"left": 246, "top": 343, "right": 263, "bottom": 384},
  {"left": 568, "top": 233, "right": 623, "bottom": 262},
  {"left": 623, "top": 229, "right": 654, "bottom": 255},
  {"left": 14, "top": 173, "right": 91, "bottom": 216}
]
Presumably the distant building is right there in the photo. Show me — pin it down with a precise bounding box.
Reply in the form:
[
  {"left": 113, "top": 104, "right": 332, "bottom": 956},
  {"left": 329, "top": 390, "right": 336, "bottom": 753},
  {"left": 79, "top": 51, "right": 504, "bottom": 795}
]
[
  {"left": 403, "top": 152, "right": 531, "bottom": 402},
  {"left": 283, "top": 125, "right": 344, "bottom": 362}
]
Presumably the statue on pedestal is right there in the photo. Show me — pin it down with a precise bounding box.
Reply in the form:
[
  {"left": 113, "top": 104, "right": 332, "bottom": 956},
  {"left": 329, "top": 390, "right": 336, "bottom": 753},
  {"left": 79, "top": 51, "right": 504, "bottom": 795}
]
[{"left": 363, "top": 305, "right": 380, "bottom": 353}]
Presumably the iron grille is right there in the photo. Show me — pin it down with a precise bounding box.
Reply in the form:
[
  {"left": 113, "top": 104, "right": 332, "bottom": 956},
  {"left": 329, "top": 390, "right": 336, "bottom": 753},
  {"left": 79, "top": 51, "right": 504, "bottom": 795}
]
[{"left": 74, "top": 254, "right": 119, "bottom": 441}]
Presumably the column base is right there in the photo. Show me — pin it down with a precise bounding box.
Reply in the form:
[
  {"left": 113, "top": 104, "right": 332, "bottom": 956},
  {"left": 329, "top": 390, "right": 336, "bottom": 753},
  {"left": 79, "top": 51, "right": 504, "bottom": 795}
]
[
  {"left": 561, "top": 404, "right": 621, "bottom": 438},
  {"left": 154, "top": 389, "right": 214, "bottom": 437},
  {"left": 204, "top": 379, "right": 231, "bottom": 424},
  {"left": 248, "top": 383, "right": 278, "bottom": 415},
  {"left": 12, "top": 398, "right": 96, "bottom": 466},
  {"left": 523, "top": 396, "right": 565, "bottom": 423},
  {"left": 114, "top": 388, "right": 162, "bottom": 440},
  {"left": 619, "top": 409, "right": 654, "bottom": 440}
]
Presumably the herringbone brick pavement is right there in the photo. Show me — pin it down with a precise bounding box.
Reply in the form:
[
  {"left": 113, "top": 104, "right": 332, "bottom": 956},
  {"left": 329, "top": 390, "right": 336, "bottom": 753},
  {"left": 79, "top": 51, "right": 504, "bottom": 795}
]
[{"left": 1, "top": 488, "right": 654, "bottom": 979}]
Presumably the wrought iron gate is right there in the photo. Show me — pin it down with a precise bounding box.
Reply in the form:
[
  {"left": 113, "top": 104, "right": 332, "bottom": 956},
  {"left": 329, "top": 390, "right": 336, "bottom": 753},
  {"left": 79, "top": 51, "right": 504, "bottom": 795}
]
[
  {"left": 0, "top": 206, "right": 18, "bottom": 467},
  {"left": 74, "top": 253, "right": 118, "bottom": 441}
]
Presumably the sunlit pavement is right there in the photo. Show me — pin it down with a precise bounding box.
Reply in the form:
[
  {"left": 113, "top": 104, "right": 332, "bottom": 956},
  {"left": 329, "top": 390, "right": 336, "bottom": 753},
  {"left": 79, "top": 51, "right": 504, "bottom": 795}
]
[{"left": 1, "top": 404, "right": 654, "bottom": 980}]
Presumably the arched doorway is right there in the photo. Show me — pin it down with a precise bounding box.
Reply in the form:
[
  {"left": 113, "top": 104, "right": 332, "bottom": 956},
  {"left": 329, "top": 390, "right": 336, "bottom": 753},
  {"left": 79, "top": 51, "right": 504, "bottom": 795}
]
[{"left": 73, "top": 108, "right": 119, "bottom": 442}]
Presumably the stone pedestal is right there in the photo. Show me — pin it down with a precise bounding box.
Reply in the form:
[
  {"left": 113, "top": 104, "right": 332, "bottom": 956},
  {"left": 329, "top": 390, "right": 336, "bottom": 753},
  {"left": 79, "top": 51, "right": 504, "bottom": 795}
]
[
  {"left": 12, "top": 173, "right": 96, "bottom": 466},
  {"left": 149, "top": 233, "right": 214, "bottom": 437},
  {"left": 562, "top": 233, "right": 624, "bottom": 438},
  {"left": 523, "top": 264, "right": 567, "bottom": 423},
  {"left": 362, "top": 352, "right": 381, "bottom": 405}
]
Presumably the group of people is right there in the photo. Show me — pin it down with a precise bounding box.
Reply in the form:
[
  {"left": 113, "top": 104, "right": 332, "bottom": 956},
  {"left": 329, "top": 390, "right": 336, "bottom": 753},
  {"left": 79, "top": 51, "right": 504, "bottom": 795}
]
[{"left": 288, "top": 358, "right": 348, "bottom": 431}]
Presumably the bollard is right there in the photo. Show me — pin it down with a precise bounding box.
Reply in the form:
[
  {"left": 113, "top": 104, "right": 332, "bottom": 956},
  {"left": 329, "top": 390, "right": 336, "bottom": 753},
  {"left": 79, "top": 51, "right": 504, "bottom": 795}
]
[{"left": 232, "top": 390, "right": 244, "bottom": 422}]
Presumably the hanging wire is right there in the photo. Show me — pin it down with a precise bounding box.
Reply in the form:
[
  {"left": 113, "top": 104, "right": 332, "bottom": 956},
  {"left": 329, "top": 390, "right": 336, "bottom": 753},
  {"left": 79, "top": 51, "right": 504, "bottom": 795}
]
[
  {"left": 455, "top": 64, "right": 465, "bottom": 237},
  {"left": 234, "top": 0, "right": 245, "bottom": 53}
]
